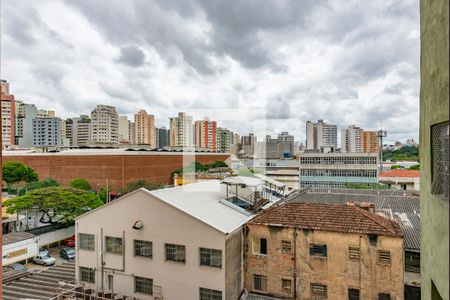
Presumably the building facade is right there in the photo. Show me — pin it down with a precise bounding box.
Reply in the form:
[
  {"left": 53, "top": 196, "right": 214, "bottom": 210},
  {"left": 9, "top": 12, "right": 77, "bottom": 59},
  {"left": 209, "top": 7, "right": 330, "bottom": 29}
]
[
  {"left": 195, "top": 119, "right": 217, "bottom": 151},
  {"left": 90, "top": 105, "right": 119, "bottom": 144},
  {"left": 245, "top": 202, "right": 404, "bottom": 299},
  {"left": 71, "top": 116, "right": 92, "bottom": 147},
  {"left": 169, "top": 112, "right": 193, "bottom": 149},
  {"left": 118, "top": 116, "right": 130, "bottom": 144},
  {"left": 32, "top": 117, "right": 63, "bottom": 147},
  {"left": 419, "top": 0, "right": 449, "bottom": 298},
  {"left": 134, "top": 110, "right": 156, "bottom": 147},
  {"left": 305, "top": 120, "right": 337, "bottom": 152},
  {"left": 341, "top": 125, "right": 363, "bottom": 153},
  {"left": 363, "top": 131, "right": 380, "bottom": 153},
  {"left": 1, "top": 81, "right": 15, "bottom": 148},
  {"left": 16, "top": 103, "right": 38, "bottom": 148},
  {"left": 217, "top": 127, "right": 233, "bottom": 153},
  {"left": 379, "top": 169, "right": 420, "bottom": 191},
  {"left": 75, "top": 181, "right": 250, "bottom": 300},
  {"left": 155, "top": 127, "right": 170, "bottom": 148},
  {"left": 299, "top": 152, "right": 379, "bottom": 188}
]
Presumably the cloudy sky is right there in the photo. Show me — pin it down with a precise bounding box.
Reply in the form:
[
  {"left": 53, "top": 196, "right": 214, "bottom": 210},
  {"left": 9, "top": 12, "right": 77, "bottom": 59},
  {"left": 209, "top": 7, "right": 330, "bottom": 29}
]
[{"left": 2, "top": 0, "right": 419, "bottom": 144}]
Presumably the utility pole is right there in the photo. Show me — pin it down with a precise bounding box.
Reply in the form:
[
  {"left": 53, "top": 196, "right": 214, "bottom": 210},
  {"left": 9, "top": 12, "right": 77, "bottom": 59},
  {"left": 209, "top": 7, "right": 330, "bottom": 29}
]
[{"left": 377, "top": 130, "right": 387, "bottom": 173}]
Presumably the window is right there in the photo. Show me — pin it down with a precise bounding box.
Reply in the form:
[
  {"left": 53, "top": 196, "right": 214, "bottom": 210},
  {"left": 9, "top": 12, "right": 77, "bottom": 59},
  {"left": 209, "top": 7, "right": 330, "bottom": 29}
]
[
  {"left": 165, "top": 243, "right": 186, "bottom": 263},
  {"left": 282, "top": 279, "right": 292, "bottom": 291},
  {"left": 79, "top": 233, "right": 95, "bottom": 251},
  {"left": 349, "top": 247, "right": 360, "bottom": 259},
  {"left": 310, "top": 283, "right": 327, "bottom": 298},
  {"left": 282, "top": 240, "right": 292, "bottom": 253},
  {"left": 431, "top": 122, "right": 449, "bottom": 201},
  {"left": 310, "top": 244, "right": 327, "bottom": 257},
  {"left": 378, "top": 293, "right": 391, "bottom": 300},
  {"left": 134, "top": 240, "right": 152, "bottom": 258},
  {"left": 368, "top": 234, "right": 378, "bottom": 246},
  {"left": 378, "top": 250, "right": 391, "bottom": 264},
  {"left": 134, "top": 276, "right": 152, "bottom": 295},
  {"left": 405, "top": 251, "right": 420, "bottom": 273},
  {"left": 199, "top": 288, "right": 222, "bottom": 300},
  {"left": 253, "top": 237, "right": 268, "bottom": 255},
  {"left": 79, "top": 267, "right": 95, "bottom": 283},
  {"left": 348, "top": 288, "right": 360, "bottom": 300},
  {"left": 252, "top": 274, "right": 267, "bottom": 292},
  {"left": 105, "top": 236, "right": 123, "bottom": 255},
  {"left": 200, "top": 248, "right": 222, "bottom": 268}
]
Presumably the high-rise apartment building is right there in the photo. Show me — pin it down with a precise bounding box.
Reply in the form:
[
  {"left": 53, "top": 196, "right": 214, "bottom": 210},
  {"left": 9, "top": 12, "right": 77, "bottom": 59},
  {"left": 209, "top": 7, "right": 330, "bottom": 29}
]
[
  {"left": 277, "top": 131, "right": 294, "bottom": 142},
  {"left": 305, "top": 120, "right": 337, "bottom": 152},
  {"left": 1, "top": 80, "right": 15, "bottom": 148},
  {"left": 420, "top": 0, "right": 449, "bottom": 298},
  {"left": 128, "top": 121, "right": 135, "bottom": 145},
  {"left": 32, "top": 117, "right": 63, "bottom": 147},
  {"left": 341, "top": 125, "right": 363, "bottom": 153},
  {"left": 362, "top": 131, "right": 380, "bottom": 153},
  {"left": 134, "top": 110, "right": 156, "bottom": 147},
  {"left": 195, "top": 118, "right": 217, "bottom": 151},
  {"left": 169, "top": 112, "right": 193, "bottom": 148},
  {"left": 217, "top": 127, "right": 233, "bottom": 153},
  {"left": 90, "top": 105, "right": 119, "bottom": 144},
  {"left": 71, "top": 115, "right": 92, "bottom": 147},
  {"left": 118, "top": 115, "right": 130, "bottom": 144},
  {"left": 156, "top": 127, "right": 170, "bottom": 148},
  {"left": 16, "top": 103, "right": 38, "bottom": 148}
]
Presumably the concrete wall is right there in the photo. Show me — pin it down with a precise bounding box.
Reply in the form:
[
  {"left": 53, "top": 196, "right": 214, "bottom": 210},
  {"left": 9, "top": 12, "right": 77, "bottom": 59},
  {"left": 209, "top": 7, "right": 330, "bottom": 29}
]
[
  {"left": 245, "top": 224, "right": 404, "bottom": 299},
  {"left": 38, "top": 226, "right": 74, "bottom": 247},
  {"left": 3, "top": 153, "right": 229, "bottom": 191},
  {"left": 75, "top": 189, "right": 228, "bottom": 300},
  {"left": 420, "top": 0, "right": 449, "bottom": 298},
  {"left": 225, "top": 228, "right": 243, "bottom": 300}
]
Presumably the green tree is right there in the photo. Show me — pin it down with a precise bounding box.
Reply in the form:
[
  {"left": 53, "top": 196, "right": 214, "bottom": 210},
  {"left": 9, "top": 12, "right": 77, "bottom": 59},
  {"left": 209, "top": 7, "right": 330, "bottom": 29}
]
[
  {"left": 69, "top": 178, "right": 91, "bottom": 191},
  {"left": 391, "top": 165, "right": 404, "bottom": 170},
  {"left": 120, "top": 180, "right": 163, "bottom": 194},
  {"left": 17, "top": 178, "right": 59, "bottom": 196},
  {"left": 2, "top": 161, "right": 39, "bottom": 184},
  {"left": 409, "top": 164, "right": 420, "bottom": 170},
  {"left": 3, "top": 187, "right": 103, "bottom": 225}
]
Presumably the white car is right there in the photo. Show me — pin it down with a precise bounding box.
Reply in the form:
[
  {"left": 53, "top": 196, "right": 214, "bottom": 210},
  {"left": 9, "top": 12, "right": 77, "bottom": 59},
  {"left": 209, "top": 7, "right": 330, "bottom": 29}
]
[{"left": 33, "top": 254, "right": 56, "bottom": 266}]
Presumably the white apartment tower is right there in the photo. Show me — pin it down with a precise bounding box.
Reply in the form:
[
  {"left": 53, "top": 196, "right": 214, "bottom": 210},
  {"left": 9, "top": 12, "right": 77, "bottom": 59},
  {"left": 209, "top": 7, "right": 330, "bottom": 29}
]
[
  {"left": 341, "top": 125, "right": 364, "bottom": 153},
  {"left": 169, "top": 112, "right": 193, "bottom": 149},
  {"left": 305, "top": 120, "right": 338, "bottom": 152},
  {"left": 90, "top": 105, "right": 119, "bottom": 144},
  {"left": 118, "top": 116, "right": 130, "bottom": 144}
]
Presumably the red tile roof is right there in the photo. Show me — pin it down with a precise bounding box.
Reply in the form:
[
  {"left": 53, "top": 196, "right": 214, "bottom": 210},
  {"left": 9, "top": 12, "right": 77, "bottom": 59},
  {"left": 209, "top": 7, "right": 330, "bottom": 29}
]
[
  {"left": 379, "top": 169, "right": 420, "bottom": 178},
  {"left": 249, "top": 202, "right": 403, "bottom": 237}
]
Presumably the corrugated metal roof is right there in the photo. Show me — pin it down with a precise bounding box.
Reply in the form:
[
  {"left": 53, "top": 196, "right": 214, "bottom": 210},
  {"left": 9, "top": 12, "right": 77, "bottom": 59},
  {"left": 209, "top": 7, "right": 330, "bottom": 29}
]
[
  {"left": 292, "top": 188, "right": 420, "bottom": 251},
  {"left": 150, "top": 180, "right": 254, "bottom": 234},
  {"left": 2, "top": 232, "right": 36, "bottom": 245}
]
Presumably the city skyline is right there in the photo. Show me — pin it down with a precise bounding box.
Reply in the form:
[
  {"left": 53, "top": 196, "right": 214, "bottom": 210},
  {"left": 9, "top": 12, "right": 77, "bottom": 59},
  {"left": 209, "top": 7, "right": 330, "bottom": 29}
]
[{"left": 2, "top": 1, "right": 419, "bottom": 143}]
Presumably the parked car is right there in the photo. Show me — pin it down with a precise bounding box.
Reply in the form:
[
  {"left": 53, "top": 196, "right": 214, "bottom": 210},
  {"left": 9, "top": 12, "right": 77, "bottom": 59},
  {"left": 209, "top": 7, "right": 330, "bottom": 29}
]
[
  {"left": 60, "top": 247, "right": 75, "bottom": 260},
  {"left": 38, "top": 247, "right": 49, "bottom": 256},
  {"left": 64, "top": 235, "right": 75, "bottom": 247},
  {"left": 33, "top": 254, "right": 56, "bottom": 266},
  {"left": 9, "top": 263, "right": 27, "bottom": 272}
]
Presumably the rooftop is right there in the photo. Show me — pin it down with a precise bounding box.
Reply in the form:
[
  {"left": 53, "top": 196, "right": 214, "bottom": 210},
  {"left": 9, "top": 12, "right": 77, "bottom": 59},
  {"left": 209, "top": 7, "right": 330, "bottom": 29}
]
[
  {"left": 291, "top": 188, "right": 420, "bottom": 250},
  {"left": 379, "top": 169, "right": 420, "bottom": 178},
  {"left": 249, "top": 202, "right": 403, "bottom": 237},
  {"left": 2, "top": 232, "right": 36, "bottom": 245}
]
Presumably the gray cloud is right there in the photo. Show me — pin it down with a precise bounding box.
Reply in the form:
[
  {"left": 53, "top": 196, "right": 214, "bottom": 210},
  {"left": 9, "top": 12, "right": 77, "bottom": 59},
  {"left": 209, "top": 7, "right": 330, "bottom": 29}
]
[{"left": 1, "top": 0, "right": 420, "bottom": 144}]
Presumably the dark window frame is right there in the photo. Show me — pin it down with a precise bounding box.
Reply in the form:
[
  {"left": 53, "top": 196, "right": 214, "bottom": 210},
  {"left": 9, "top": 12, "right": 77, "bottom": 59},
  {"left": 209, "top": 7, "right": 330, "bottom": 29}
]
[{"left": 310, "top": 244, "right": 327, "bottom": 257}]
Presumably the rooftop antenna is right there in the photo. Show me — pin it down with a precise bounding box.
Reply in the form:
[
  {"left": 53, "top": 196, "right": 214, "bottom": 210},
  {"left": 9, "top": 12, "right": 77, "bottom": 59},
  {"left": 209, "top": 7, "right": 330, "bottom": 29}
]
[{"left": 376, "top": 115, "right": 387, "bottom": 174}]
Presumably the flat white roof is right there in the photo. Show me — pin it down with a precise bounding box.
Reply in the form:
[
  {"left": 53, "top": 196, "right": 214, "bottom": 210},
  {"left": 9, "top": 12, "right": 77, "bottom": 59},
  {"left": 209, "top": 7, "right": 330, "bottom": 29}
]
[
  {"left": 221, "top": 176, "right": 265, "bottom": 187},
  {"left": 149, "top": 180, "right": 253, "bottom": 234},
  {"left": 254, "top": 173, "right": 286, "bottom": 188}
]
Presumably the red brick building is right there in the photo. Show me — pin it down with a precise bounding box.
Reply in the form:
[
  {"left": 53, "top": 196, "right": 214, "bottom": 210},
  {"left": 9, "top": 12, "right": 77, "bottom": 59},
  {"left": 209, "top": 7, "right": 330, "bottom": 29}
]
[{"left": 3, "top": 149, "right": 230, "bottom": 191}]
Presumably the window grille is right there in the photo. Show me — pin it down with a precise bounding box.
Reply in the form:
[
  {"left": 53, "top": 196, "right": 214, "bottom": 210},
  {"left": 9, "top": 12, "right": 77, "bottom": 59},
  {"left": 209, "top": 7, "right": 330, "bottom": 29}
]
[
  {"left": 378, "top": 293, "right": 391, "bottom": 300},
  {"left": 378, "top": 250, "right": 391, "bottom": 264},
  {"left": 253, "top": 275, "right": 267, "bottom": 292},
  {"left": 348, "top": 288, "right": 360, "bottom": 300},
  {"left": 431, "top": 122, "right": 449, "bottom": 201},
  {"left": 134, "top": 276, "right": 152, "bottom": 295},
  {"left": 310, "top": 283, "right": 327, "bottom": 298},
  {"left": 349, "top": 247, "right": 360, "bottom": 259},
  {"left": 105, "top": 236, "right": 123, "bottom": 255},
  {"left": 79, "top": 233, "right": 95, "bottom": 251},
  {"left": 80, "top": 267, "right": 95, "bottom": 283},
  {"left": 282, "top": 240, "right": 292, "bottom": 253},
  {"left": 200, "top": 288, "right": 222, "bottom": 300},
  {"left": 165, "top": 243, "right": 186, "bottom": 263},
  {"left": 282, "top": 279, "right": 292, "bottom": 291},
  {"left": 200, "top": 248, "right": 222, "bottom": 268},
  {"left": 134, "top": 240, "right": 152, "bottom": 258},
  {"left": 310, "top": 244, "right": 327, "bottom": 257}
]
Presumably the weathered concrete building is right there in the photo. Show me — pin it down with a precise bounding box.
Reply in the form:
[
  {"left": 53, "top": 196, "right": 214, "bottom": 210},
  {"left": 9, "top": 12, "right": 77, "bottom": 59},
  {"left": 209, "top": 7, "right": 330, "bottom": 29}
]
[
  {"left": 419, "top": 0, "right": 449, "bottom": 298},
  {"left": 245, "top": 202, "right": 404, "bottom": 300}
]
